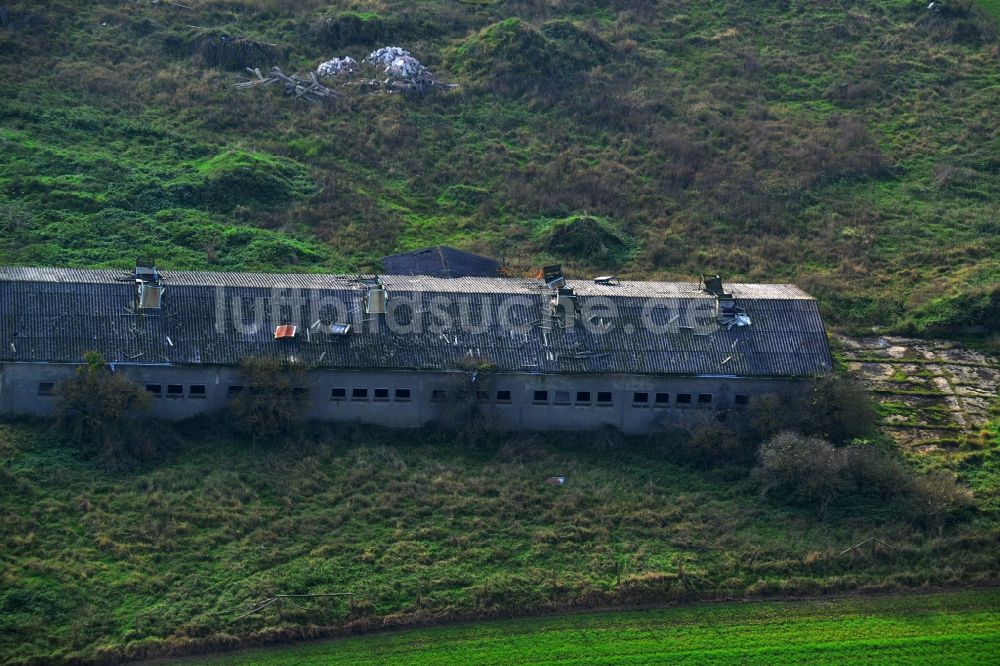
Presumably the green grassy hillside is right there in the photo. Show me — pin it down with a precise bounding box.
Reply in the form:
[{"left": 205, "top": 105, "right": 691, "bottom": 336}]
[
  {"left": 183, "top": 590, "right": 1000, "bottom": 665},
  {"left": 0, "top": 0, "right": 998, "bottom": 333},
  {"left": 1, "top": 420, "right": 997, "bottom": 663}
]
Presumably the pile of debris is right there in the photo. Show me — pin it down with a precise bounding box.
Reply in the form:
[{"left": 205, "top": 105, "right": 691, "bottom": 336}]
[
  {"left": 235, "top": 67, "right": 338, "bottom": 103},
  {"left": 316, "top": 56, "right": 357, "bottom": 77},
  {"left": 237, "top": 45, "right": 455, "bottom": 102},
  {"left": 323, "top": 46, "right": 457, "bottom": 95},
  {"left": 365, "top": 46, "right": 411, "bottom": 67}
]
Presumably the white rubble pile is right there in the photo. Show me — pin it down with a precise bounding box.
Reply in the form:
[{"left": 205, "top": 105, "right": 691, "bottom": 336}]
[
  {"left": 316, "top": 56, "right": 357, "bottom": 77},
  {"left": 384, "top": 55, "right": 426, "bottom": 80},
  {"left": 365, "top": 46, "right": 411, "bottom": 67}
]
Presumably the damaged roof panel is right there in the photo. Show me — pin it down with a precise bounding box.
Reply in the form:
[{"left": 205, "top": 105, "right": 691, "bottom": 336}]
[{"left": 0, "top": 267, "right": 832, "bottom": 377}]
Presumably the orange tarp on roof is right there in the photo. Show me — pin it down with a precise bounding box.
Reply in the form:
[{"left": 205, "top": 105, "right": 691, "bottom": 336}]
[{"left": 274, "top": 325, "right": 297, "bottom": 339}]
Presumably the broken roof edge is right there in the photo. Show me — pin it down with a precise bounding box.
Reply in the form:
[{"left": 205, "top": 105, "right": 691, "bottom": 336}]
[{"left": 0, "top": 267, "right": 818, "bottom": 300}]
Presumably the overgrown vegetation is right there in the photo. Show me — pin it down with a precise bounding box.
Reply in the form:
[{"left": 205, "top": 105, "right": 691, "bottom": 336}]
[
  {"left": 0, "top": 0, "right": 996, "bottom": 335},
  {"left": 53, "top": 351, "right": 152, "bottom": 470},
  {"left": 0, "top": 417, "right": 997, "bottom": 664},
  {"left": 228, "top": 358, "right": 310, "bottom": 440}
]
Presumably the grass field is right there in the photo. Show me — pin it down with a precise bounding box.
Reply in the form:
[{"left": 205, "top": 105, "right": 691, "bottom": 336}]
[
  {"left": 1, "top": 419, "right": 998, "bottom": 664},
  {"left": 177, "top": 590, "right": 1000, "bottom": 665}
]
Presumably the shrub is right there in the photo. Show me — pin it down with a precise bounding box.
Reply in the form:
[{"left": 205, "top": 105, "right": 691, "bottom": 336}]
[
  {"left": 746, "top": 393, "right": 804, "bottom": 441},
  {"left": 54, "top": 351, "right": 151, "bottom": 468},
  {"left": 803, "top": 374, "right": 878, "bottom": 445},
  {"left": 682, "top": 422, "right": 750, "bottom": 469},
  {"left": 228, "top": 358, "right": 310, "bottom": 441},
  {"left": 841, "top": 444, "right": 911, "bottom": 499},
  {"left": 756, "top": 432, "right": 849, "bottom": 515},
  {"left": 906, "top": 470, "right": 975, "bottom": 535}
]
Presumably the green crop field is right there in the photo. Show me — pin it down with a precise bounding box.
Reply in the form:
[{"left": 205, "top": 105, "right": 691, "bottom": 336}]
[{"left": 178, "top": 590, "right": 1000, "bottom": 665}]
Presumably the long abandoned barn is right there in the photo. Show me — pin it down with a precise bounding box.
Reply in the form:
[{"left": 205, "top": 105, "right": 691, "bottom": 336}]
[{"left": 0, "top": 263, "right": 832, "bottom": 433}]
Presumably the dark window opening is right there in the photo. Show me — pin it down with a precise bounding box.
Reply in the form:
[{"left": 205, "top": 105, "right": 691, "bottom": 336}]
[
  {"left": 37, "top": 382, "right": 55, "bottom": 396},
  {"left": 575, "top": 391, "right": 591, "bottom": 405},
  {"left": 676, "top": 393, "right": 692, "bottom": 404},
  {"left": 189, "top": 384, "right": 207, "bottom": 398},
  {"left": 734, "top": 394, "right": 750, "bottom": 406},
  {"left": 496, "top": 390, "right": 512, "bottom": 404},
  {"left": 597, "top": 391, "right": 613, "bottom": 405},
  {"left": 145, "top": 384, "right": 162, "bottom": 397},
  {"left": 394, "top": 388, "right": 411, "bottom": 402},
  {"left": 698, "top": 393, "right": 713, "bottom": 404},
  {"left": 373, "top": 388, "right": 389, "bottom": 402},
  {"left": 655, "top": 392, "right": 670, "bottom": 406},
  {"left": 167, "top": 384, "right": 184, "bottom": 398},
  {"left": 331, "top": 387, "right": 347, "bottom": 401},
  {"left": 475, "top": 390, "right": 489, "bottom": 402},
  {"left": 632, "top": 392, "right": 649, "bottom": 406},
  {"left": 553, "top": 390, "right": 571, "bottom": 405},
  {"left": 228, "top": 385, "right": 244, "bottom": 398},
  {"left": 533, "top": 390, "right": 549, "bottom": 404},
  {"left": 351, "top": 387, "right": 369, "bottom": 401},
  {"left": 431, "top": 389, "right": 448, "bottom": 402}
]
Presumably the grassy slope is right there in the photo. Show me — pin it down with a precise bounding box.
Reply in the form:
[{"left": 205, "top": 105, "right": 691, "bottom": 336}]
[
  {"left": 0, "top": 0, "right": 997, "bottom": 332},
  {"left": 180, "top": 591, "right": 1000, "bottom": 665},
  {"left": 1, "top": 421, "right": 998, "bottom": 664}
]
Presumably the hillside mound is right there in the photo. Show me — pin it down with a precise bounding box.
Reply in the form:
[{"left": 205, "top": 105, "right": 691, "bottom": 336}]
[
  {"left": 167, "top": 150, "right": 315, "bottom": 212},
  {"left": 452, "top": 18, "right": 606, "bottom": 86}
]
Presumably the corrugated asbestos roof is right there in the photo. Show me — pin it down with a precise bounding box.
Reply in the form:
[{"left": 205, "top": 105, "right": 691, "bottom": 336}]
[{"left": 0, "top": 267, "right": 832, "bottom": 377}]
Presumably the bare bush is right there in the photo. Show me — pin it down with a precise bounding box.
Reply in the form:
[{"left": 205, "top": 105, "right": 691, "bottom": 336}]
[
  {"left": 757, "top": 432, "right": 849, "bottom": 515},
  {"left": 907, "top": 470, "right": 975, "bottom": 535}
]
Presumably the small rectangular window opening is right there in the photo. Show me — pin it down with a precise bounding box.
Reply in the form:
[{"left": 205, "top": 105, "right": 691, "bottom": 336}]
[
  {"left": 734, "top": 394, "right": 750, "bottom": 406},
  {"left": 676, "top": 393, "right": 692, "bottom": 404},
  {"left": 167, "top": 384, "right": 184, "bottom": 398},
  {"left": 698, "top": 393, "right": 713, "bottom": 404},
  {"left": 394, "top": 388, "right": 411, "bottom": 402},
  {"left": 476, "top": 390, "right": 490, "bottom": 402},
  {"left": 189, "top": 384, "right": 207, "bottom": 398},
  {"left": 331, "top": 387, "right": 347, "bottom": 401},
  {"left": 575, "top": 391, "right": 591, "bottom": 405},
  {"left": 597, "top": 391, "right": 613, "bottom": 405},
  {"left": 654, "top": 392, "right": 670, "bottom": 406},
  {"left": 533, "top": 390, "right": 549, "bottom": 404},
  {"left": 145, "top": 384, "right": 162, "bottom": 397},
  {"left": 496, "top": 390, "right": 512, "bottom": 404},
  {"left": 38, "top": 382, "right": 55, "bottom": 396},
  {"left": 632, "top": 392, "right": 649, "bottom": 406},
  {"left": 553, "top": 390, "right": 571, "bottom": 405},
  {"left": 351, "top": 387, "right": 369, "bottom": 401},
  {"left": 373, "top": 388, "right": 390, "bottom": 402}
]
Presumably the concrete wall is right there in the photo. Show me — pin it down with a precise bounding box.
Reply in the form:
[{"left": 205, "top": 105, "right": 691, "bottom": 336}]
[{"left": 0, "top": 362, "right": 806, "bottom": 433}]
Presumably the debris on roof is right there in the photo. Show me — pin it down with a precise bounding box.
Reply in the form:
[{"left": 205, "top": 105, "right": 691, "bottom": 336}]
[
  {"left": 0, "top": 267, "right": 831, "bottom": 376},
  {"left": 274, "top": 324, "right": 297, "bottom": 339}
]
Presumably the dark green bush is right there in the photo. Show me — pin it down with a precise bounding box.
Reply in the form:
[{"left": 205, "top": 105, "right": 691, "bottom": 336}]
[
  {"left": 54, "top": 351, "right": 152, "bottom": 469},
  {"left": 228, "top": 358, "right": 310, "bottom": 441}
]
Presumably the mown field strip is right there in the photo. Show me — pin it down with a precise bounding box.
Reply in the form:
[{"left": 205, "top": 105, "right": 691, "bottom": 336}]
[{"left": 176, "top": 590, "right": 1000, "bottom": 665}]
